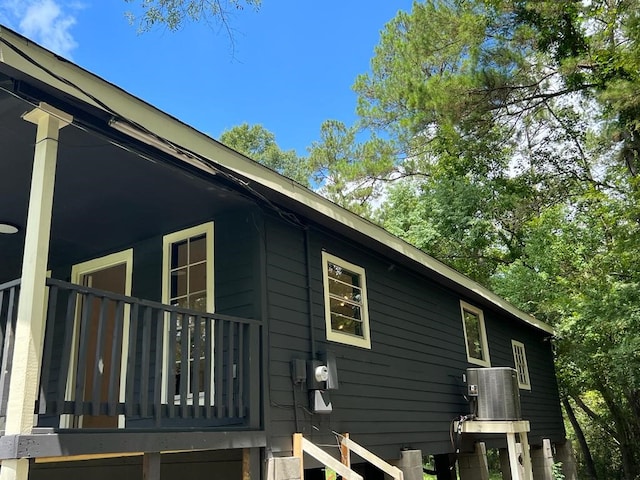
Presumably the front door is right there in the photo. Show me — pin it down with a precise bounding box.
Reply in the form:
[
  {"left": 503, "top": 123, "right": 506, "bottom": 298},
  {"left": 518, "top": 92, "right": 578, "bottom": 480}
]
[{"left": 66, "top": 249, "right": 133, "bottom": 429}]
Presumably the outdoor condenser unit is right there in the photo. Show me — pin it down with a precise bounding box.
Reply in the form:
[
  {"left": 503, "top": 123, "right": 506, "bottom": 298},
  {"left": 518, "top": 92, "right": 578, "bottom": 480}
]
[{"left": 466, "top": 367, "right": 522, "bottom": 421}]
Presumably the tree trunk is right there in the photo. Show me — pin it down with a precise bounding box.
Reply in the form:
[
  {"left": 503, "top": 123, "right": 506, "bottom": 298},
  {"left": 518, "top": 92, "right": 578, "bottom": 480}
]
[
  {"left": 599, "top": 386, "right": 640, "bottom": 480},
  {"left": 562, "top": 396, "right": 598, "bottom": 479},
  {"left": 619, "top": 442, "right": 640, "bottom": 480}
]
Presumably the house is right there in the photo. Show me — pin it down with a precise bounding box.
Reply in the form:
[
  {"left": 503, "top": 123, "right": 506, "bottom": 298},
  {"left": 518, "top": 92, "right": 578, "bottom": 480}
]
[{"left": 0, "top": 25, "right": 570, "bottom": 480}]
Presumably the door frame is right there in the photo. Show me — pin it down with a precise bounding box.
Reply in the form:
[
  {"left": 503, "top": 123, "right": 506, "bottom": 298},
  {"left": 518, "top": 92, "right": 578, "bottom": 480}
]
[{"left": 61, "top": 249, "right": 133, "bottom": 428}]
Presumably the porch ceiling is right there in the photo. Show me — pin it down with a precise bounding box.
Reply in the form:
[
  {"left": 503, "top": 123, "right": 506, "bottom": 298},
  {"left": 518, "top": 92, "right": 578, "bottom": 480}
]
[{"left": 0, "top": 89, "right": 252, "bottom": 283}]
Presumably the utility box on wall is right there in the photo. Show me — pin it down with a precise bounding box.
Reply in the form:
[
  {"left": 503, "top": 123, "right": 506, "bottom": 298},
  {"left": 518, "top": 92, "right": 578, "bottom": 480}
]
[{"left": 467, "top": 367, "right": 522, "bottom": 421}]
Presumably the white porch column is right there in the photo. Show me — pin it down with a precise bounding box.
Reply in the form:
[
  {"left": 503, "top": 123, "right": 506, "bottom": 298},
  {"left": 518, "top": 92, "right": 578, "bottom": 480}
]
[{"left": 0, "top": 103, "right": 71, "bottom": 480}]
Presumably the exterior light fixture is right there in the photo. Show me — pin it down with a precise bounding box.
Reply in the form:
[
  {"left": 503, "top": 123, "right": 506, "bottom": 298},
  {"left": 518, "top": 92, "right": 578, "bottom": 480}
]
[{"left": 0, "top": 223, "right": 19, "bottom": 234}]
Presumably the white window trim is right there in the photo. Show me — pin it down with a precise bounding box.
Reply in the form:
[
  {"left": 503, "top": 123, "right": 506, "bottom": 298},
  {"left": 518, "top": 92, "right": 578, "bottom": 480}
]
[
  {"left": 511, "top": 340, "right": 532, "bottom": 390},
  {"left": 460, "top": 300, "right": 491, "bottom": 367},
  {"left": 321, "top": 251, "right": 371, "bottom": 349},
  {"left": 161, "top": 222, "right": 215, "bottom": 405}
]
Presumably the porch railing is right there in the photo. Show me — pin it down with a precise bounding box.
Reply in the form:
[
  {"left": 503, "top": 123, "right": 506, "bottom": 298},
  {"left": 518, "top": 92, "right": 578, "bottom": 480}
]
[{"left": 0, "top": 278, "right": 262, "bottom": 429}]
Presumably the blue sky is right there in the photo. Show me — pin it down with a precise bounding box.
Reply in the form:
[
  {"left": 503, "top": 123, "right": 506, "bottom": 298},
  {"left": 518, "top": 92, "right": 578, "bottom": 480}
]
[{"left": 0, "top": 0, "right": 413, "bottom": 156}]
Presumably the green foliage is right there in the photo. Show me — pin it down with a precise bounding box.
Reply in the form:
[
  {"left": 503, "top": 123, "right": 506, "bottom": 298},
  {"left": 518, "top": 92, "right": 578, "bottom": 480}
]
[
  {"left": 319, "top": 1, "right": 640, "bottom": 478},
  {"left": 219, "top": 123, "right": 310, "bottom": 186},
  {"left": 307, "top": 120, "right": 396, "bottom": 217},
  {"left": 124, "top": 0, "right": 260, "bottom": 32},
  {"left": 552, "top": 462, "right": 565, "bottom": 480}
]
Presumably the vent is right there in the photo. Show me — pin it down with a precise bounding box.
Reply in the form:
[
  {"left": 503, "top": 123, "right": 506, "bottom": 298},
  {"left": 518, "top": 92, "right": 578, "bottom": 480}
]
[{"left": 466, "top": 367, "right": 521, "bottom": 421}]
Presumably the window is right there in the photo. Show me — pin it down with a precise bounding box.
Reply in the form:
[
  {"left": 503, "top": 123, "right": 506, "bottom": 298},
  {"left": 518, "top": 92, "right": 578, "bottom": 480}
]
[
  {"left": 512, "top": 340, "right": 531, "bottom": 390},
  {"left": 460, "top": 301, "right": 490, "bottom": 367},
  {"left": 322, "top": 252, "right": 371, "bottom": 349},
  {"left": 162, "top": 222, "right": 214, "bottom": 403}
]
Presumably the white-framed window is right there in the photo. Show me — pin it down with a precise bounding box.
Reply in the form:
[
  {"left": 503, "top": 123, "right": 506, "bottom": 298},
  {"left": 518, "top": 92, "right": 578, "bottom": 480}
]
[
  {"left": 511, "top": 340, "right": 531, "bottom": 390},
  {"left": 161, "top": 222, "right": 214, "bottom": 404},
  {"left": 321, "top": 252, "right": 371, "bottom": 349},
  {"left": 460, "top": 300, "right": 491, "bottom": 367}
]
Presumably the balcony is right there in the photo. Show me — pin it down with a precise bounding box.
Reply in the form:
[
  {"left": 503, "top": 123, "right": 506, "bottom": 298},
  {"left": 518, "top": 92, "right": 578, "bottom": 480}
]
[{"left": 0, "top": 277, "right": 262, "bottom": 433}]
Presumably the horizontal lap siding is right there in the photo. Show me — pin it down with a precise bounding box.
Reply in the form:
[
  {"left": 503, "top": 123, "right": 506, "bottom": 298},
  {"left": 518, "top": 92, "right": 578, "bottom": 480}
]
[
  {"left": 266, "top": 218, "right": 472, "bottom": 459},
  {"left": 266, "top": 216, "right": 565, "bottom": 460},
  {"left": 264, "top": 218, "right": 310, "bottom": 450},
  {"left": 215, "top": 210, "right": 261, "bottom": 319}
]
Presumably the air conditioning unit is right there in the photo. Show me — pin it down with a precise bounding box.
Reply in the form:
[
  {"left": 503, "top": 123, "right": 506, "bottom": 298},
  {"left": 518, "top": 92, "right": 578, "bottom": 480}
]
[{"left": 466, "top": 367, "right": 521, "bottom": 421}]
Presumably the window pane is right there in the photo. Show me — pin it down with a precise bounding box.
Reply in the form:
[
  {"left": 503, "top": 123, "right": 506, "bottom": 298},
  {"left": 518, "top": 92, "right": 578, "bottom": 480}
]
[
  {"left": 172, "top": 296, "right": 189, "bottom": 309},
  {"left": 171, "top": 268, "right": 188, "bottom": 298},
  {"left": 330, "top": 297, "right": 362, "bottom": 320},
  {"left": 330, "top": 312, "right": 363, "bottom": 336},
  {"left": 190, "top": 235, "right": 206, "bottom": 263},
  {"left": 189, "top": 262, "right": 207, "bottom": 294},
  {"left": 329, "top": 278, "right": 362, "bottom": 303},
  {"left": 171, "top": 240, "right": 189, "bottom": 269},
  {"left": 328, "top": 263, "right": 360, "bottom": 288},
  {"left": 464, "top": 310, "right": 484, "bottom": 361},
  {"left": 189, "top": 291, "right": 207, "bottom": 312}
]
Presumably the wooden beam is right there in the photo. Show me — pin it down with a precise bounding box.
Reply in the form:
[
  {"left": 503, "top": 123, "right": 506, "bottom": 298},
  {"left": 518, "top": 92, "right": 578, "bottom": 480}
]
[
  {"left": 293, "top": 433, "right": 303, "bottom": 480},
  {"left": 242, "top": 448, "right": 250, "bottom": 480},
  {"left": 340, "top": 433, "right": 350, "bottom": 469},
  {"left": 0, "top": 430, "right": 266, "bottom": 460},
  {"left": 35, "top": 452, "right": 143, "bottom": 464},
  {"left": 340, "top": 437, "right": 403, "bottom": 480},
  {"left": 300, "top": 437, "right": 362, "bottom": 480},
  {"left": 456, "top": 420, "right": 530, "bottom": 434},
  {"left": 0, "top": 103, "right": 71, "bottom": 480},
  {"left": 143, "top": 452, "right": 161, "bottom": 480},
  {"left": 506, "top": 433, "right": 522, "bottom": 480},
  {"left": 519, "top": 432, "right": 533, "bottom": 480}
]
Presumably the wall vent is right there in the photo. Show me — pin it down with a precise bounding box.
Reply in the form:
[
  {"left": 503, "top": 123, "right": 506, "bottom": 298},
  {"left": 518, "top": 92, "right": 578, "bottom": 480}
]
[{"left": 466, "top": 367, "right": 521, "bottom": 421}]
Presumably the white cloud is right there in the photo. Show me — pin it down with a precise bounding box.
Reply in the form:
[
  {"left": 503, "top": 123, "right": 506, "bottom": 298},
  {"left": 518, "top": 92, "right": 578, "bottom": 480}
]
[{"left": 0, "top": 0, "right": 79, "bottom": 58}]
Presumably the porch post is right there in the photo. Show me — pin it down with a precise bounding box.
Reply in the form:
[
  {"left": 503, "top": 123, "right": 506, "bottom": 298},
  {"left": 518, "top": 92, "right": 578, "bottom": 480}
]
[{"left": 0, "top": 103, "right": 71, "bottom": 480}]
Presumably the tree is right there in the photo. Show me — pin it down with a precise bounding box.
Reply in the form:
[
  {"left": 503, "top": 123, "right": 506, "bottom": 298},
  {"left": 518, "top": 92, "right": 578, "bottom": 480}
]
[
  {"left": 219, "top": 123, "right": 310, "bottom": 186},
  {"left": 332, "top": 1, "right": 640, "bottom": 477},
  {"left": 124, "top": 0, "right": 260, "bottom": 33},
  {"left": 307, "top": 120, "right": 396, "bottom": 217}
]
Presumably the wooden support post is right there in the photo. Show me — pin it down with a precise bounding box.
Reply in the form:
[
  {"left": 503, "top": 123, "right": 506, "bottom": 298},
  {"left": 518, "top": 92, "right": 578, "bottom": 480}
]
[
  {"left": 293, "top": 433, "right": 304, "bottom": 480},
  {"left": 243, "top": 448, "right": 251, "bottom": 480},
  {"left": 519, "top": 432, "right": 532, "bottom": 480},
  {"left": 456, "top": 420, "right": 533, "bottom": 480},
  {"left": 0, "top": 103, "right": 71, "bottom": 480},
  {"left": 143, "top": 452, "right": 161, "bottom": 480},
  {"left": 340, "top": 433, "right": 350, "bottom": 469},
  {"left": 242, "top": 448, "right": 260, "bottom": 480},
  {"left": 506, "top": 433, "right": 521, "bottom": 480}
]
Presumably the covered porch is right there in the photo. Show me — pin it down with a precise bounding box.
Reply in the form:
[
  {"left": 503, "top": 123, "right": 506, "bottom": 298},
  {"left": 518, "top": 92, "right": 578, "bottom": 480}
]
[{"left": 0, "top": 79, "right": 265, "bottom": 462}]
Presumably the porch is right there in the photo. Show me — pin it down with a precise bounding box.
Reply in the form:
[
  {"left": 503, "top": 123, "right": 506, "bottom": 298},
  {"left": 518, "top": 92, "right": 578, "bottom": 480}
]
[
  {"left": 0, "top": 276, "right": 264, "bottom": 459},
  {"left": 0, "top": 83, "right": 268, "bottom": 465},
  {"left": 0, "top": 278, "right": 262, "bottom": 429},
  {"left": 1, "top": 276, "right": 262, "bottom": 426}
]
